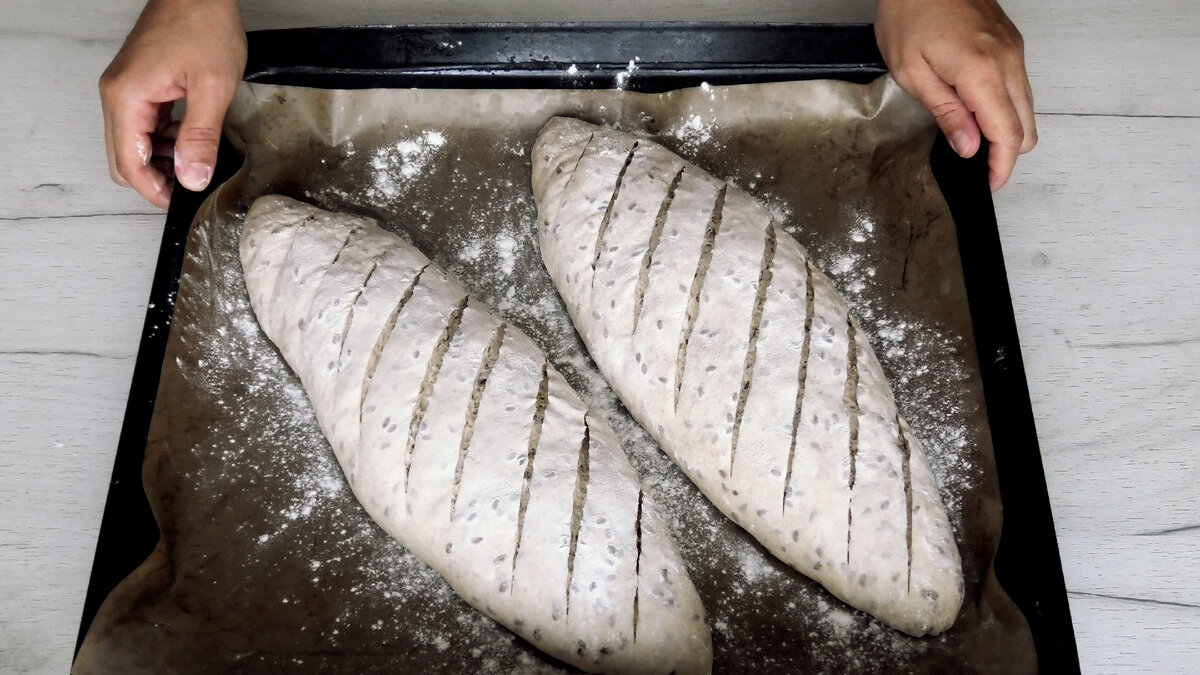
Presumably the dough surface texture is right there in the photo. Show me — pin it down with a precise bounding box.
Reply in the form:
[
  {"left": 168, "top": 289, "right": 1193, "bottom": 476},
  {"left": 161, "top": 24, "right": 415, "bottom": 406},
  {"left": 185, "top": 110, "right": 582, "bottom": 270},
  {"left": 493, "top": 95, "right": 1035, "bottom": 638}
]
[
  {"left": 531, "top": 118, "right": 963, "bottom": 637},
  {"left": 240, "top": 195, "right": 712, "bottom": 673}
]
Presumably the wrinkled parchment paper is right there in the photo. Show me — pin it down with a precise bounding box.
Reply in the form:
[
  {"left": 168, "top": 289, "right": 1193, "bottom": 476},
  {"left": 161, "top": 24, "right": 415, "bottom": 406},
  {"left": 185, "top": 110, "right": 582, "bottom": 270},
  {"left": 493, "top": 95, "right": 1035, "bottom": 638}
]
[{"left": 75, "top": 76, "right": 1036, "bottom": 673}]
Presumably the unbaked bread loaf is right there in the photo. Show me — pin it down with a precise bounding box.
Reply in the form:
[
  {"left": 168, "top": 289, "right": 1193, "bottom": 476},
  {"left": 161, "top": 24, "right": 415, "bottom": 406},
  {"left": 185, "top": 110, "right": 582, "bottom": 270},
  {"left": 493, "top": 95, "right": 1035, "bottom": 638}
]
[
  {"left": 531, "top": 117, "right": 964, "bottom": 637},
  {"left": 240, "top": 195, "right": 711, "bottom": 673}
]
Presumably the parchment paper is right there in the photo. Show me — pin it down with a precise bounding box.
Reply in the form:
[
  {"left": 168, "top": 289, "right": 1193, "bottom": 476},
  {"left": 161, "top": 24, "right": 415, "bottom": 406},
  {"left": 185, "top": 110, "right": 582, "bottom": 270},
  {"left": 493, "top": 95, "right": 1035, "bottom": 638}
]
[{"left": 75, "top": 76, "right": 1036, "bottom": 673}]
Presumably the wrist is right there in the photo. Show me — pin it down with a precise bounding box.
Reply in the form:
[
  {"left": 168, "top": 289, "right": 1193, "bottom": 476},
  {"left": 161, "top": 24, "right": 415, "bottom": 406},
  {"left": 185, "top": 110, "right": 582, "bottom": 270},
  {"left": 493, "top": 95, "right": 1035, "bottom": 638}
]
[
  {"left": 143, "top": 0, "right": 241, "bottom": 19},
  {"left": 135, "top": 0, "right": 243, "bottom": 37},
  {"left": 148, "top": 0, "right": 239, "bottom": 8}
]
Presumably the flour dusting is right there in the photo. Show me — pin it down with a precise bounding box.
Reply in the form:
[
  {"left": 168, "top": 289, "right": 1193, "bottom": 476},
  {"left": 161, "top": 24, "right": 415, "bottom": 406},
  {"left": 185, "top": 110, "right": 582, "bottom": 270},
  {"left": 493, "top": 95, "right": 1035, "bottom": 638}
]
[
  {"left": 614, "top": 57, "right": 640, "bottom": 90},
  {"left": 162, "top": 87, "right": 992, "bottom": 671},
  {"left": 368, "top": 130, "right": 447, "bottom": 201},
  {"left": 670, "top": 114, "right": 716, "bottom": 156}
]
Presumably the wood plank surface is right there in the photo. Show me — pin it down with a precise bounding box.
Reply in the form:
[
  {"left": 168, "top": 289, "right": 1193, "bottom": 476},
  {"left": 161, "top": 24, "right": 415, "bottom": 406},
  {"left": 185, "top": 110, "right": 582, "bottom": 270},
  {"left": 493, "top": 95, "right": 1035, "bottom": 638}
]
[
  {"left": 0, "top": 37, "right": 157, "bottom": 221},
  {"left": 0, "top": 217, "right": 162, "bottom": 353},
  {"left": 1007, "top": 0, "right": 1200, "bottom": 116},
  {"left": 997, "top": 114, "right": 1200, "bottom": 673},
  {"left": 1, "top": 1, "right": 1198, "bottom": 673},
  {"left": 8, "top": 0, "right": 1197, "bottom": 116},
  {"left": 0, "top": 354, "right": 133, "bottom": 674},
  {"left": 0, "top": 216, "right": 159, "bottom": 672}
]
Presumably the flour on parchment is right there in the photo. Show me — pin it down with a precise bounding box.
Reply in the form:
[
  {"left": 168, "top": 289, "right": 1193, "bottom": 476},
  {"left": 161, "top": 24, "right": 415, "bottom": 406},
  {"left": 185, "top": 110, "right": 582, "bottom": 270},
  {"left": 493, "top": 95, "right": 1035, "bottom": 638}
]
[{"left": 178, "top": 118, "right": 977, "bottom": 672}]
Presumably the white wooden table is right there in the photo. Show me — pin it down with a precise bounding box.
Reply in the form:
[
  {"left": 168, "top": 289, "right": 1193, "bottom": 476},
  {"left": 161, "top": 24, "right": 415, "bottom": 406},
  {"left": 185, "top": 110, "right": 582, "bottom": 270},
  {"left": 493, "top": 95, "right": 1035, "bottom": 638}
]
[{"left": 2, "top": 1, "right": 1197, "bottom": 672}]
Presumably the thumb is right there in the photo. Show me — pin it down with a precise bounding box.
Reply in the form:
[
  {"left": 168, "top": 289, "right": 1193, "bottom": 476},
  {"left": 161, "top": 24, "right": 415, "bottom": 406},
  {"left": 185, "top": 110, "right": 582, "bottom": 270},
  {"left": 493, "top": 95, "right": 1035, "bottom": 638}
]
[
  {"left": 894, "top": 65, "right": 981, "bottom": 158},
  {"left": 174, "top": 77, "right": 234, "bottom": 191}
]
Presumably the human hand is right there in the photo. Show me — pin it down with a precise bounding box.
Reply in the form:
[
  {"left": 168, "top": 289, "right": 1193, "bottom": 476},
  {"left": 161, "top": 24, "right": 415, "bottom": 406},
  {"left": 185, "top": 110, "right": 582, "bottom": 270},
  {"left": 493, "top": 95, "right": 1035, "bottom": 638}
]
[
  {"left": 875, "top": 0, "right": 1036, "bottom": 191},
  {"left": 100, "top": 0, "right": 246, "bottom": 208}
]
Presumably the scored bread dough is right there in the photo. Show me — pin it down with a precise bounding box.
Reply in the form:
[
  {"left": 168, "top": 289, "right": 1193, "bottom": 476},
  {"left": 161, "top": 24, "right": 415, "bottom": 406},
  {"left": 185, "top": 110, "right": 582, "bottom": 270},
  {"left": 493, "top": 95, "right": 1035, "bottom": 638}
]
[
  {"left": 240, "top": 195, "right": 712, "bottom": 674},
  {"left": 531, "top": 117, "right": 964, "bottom": 637}
]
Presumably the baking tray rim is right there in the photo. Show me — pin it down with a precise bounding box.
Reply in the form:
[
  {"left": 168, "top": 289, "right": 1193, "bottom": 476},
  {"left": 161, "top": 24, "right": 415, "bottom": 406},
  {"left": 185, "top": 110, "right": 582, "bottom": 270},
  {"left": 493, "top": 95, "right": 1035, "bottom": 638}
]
[{"left": 74, "top": 22, "right": 1078, "bottom": 673}]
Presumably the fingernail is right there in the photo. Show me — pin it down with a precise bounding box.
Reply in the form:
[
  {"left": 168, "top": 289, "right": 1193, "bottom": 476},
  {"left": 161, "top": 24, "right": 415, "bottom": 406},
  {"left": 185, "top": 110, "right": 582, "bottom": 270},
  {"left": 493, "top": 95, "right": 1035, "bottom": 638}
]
[
  {"left": 177, "top": 160, "right": 213, "bottom": 191},
  {"left": 146, "top": 172, "right": 171, "bottom": 207},
  {"left": 136, "top": 137, "right": 152, "bottom": 166},
  {"left": 949, "top": 131, "right": 973, "bottom": 157}
]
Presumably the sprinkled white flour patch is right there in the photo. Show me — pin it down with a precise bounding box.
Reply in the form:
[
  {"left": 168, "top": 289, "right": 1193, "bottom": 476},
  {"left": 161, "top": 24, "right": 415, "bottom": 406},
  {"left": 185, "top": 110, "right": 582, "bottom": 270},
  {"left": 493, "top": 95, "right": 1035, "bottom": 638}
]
[
  {"left": 368, "top": 130, "right": 447, "bottom": 201},
  {"left": 460, "top": 238, "right": 484, "bottom": 262},
  {"left": 493, "top": 234, "right": 517, "bottom": 274},
  {"left": 614, "top": 57, "right": 640, "bottom": 89},
  {"left": 670, "top": 114, "right": 716, "bottom": 156},
  {"left": 740, "top": 548, "right": 777, "bottom": 584}
]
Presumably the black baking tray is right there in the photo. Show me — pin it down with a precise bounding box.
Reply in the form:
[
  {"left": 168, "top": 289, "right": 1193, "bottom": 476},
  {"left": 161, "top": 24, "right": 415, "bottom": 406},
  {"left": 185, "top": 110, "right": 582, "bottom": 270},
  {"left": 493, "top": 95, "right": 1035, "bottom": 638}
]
[{"left": 76, "top": 23, "right": 1078, "bottom": 673}]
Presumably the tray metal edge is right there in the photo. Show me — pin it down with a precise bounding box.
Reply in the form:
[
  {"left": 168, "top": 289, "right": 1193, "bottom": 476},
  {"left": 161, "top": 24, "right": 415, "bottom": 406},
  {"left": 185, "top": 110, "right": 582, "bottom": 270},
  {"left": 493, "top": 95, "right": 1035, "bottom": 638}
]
[
  {"left": 931, "top": 135, "right": 1080, "bottom": 674},
  {"left": 75, "top": 23, "right": 1078, "bottom": 672}
]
